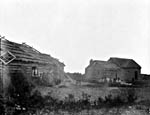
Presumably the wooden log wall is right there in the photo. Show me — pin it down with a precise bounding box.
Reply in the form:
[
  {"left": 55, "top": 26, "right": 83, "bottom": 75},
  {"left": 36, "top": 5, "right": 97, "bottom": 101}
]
[{"left": 0, "top": 38, "right": 66, "bottom": 94}]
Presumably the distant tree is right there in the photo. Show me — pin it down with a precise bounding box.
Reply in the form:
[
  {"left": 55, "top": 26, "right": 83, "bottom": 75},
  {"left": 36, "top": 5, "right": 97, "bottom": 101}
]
[{"left": 67, "top": 72, "right": 84, "bottom": 82}]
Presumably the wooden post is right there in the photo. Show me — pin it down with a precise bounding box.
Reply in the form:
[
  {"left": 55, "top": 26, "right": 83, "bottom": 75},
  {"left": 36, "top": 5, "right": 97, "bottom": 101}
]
[
  {"left": 2, "top": 62, "right": 7, "bottom": 115},
  {"left": 0, "top": 38, "right": 2, "bottom": 94},
  {"left": 0, "top": 37, "right": 6, "bottom": 115}
]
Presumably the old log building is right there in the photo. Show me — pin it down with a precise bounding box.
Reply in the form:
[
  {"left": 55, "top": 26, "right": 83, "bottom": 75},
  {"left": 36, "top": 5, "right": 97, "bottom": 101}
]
[{"left": 0, "top": 37, "right": 66, "bottom": 94}]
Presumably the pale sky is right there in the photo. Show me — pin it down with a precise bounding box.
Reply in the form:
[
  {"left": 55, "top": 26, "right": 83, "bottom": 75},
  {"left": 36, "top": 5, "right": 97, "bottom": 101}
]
[{"left": 0, "top": 0, "right": 149, "bottom": 74}]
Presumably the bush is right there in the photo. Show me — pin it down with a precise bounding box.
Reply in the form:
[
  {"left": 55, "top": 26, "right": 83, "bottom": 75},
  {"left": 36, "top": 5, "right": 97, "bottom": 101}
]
[
  {"left": 0, "top": 95, "right": 4, "bottom": 114},
  {"left": 126, "top": 89, "right": 137, "bottom": 103},
  {"left": 7, "top": 70, "right": 47, "bottom": 114},
  {"left": 104, "top": 91, "right": 137, "bottom": 107}
]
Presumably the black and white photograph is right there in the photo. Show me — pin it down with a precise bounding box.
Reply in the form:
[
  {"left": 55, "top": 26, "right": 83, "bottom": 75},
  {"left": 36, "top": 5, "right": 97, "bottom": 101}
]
[{"left": 0, "top": 0, "right": 150, "bottom": 115}]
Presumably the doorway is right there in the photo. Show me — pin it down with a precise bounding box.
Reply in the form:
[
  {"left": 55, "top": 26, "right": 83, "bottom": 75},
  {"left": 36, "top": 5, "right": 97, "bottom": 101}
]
[{"left": 135, "top": 71, "right": 138, "bottom": 80}]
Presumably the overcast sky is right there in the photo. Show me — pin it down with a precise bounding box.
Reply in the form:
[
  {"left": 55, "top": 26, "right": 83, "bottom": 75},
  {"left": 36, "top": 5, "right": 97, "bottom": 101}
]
[{"left": 0, "top": 0, "right": 149, "bottom": 74}]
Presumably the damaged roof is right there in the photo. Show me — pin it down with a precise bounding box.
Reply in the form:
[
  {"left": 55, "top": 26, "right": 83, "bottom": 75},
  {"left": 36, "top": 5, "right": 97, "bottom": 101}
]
[
  {"left": 0, "top": 38, "right": 65, "bottom": 66},
  {"left": 108, "top": 57, "right": 141, "bottom": 69},
  {"left": 87, "top": 59, "right": 120, "bottom": 70}
]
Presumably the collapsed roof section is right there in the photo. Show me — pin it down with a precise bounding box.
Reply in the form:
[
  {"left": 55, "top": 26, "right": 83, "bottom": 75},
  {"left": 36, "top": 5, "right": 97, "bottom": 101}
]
[{"left": 0, "top": 37, "right": 65, "bottom": 67}]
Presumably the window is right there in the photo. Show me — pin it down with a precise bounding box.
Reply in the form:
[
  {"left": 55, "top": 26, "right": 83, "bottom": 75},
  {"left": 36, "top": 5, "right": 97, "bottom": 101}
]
[{"left": 32, "top": 67, "right": 38, "bottom": 77}]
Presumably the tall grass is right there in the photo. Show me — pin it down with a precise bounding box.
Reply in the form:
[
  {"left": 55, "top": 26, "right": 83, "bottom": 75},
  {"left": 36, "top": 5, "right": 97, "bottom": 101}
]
[{"left": 5, "top": 71, "right": 139, "bottom": 115}]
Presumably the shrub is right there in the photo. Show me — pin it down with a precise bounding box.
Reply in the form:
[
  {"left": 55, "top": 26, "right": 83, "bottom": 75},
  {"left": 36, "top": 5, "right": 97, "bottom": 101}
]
[
  {"left": 105, "top": 94, "right": 113, "bottom": 104},
  {"left": 104, "top": 94, "right": 125, "bottom": 107},
  {"left": 7, "top": 70, "right": 47, "bottom": 114},
  {"left": 126, "top": 89, "right": 137, "bottom": 103},
  {"left": 0, "top": 95, "right": 4, "bottom": 114},
  {"left": 8, "top": 71, "right": 33, "bottom": 107}
]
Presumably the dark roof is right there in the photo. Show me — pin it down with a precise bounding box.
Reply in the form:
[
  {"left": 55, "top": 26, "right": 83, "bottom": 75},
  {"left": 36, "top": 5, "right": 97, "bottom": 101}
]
[
  {"left": 0, "top": 38, "right": 65, "bottom": 66},
  {"left": 108, "top": 57, "right": 141, "bottom": 69},
  {"left": 87, "top": 59, "right": 120, "bottom": 70}
]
